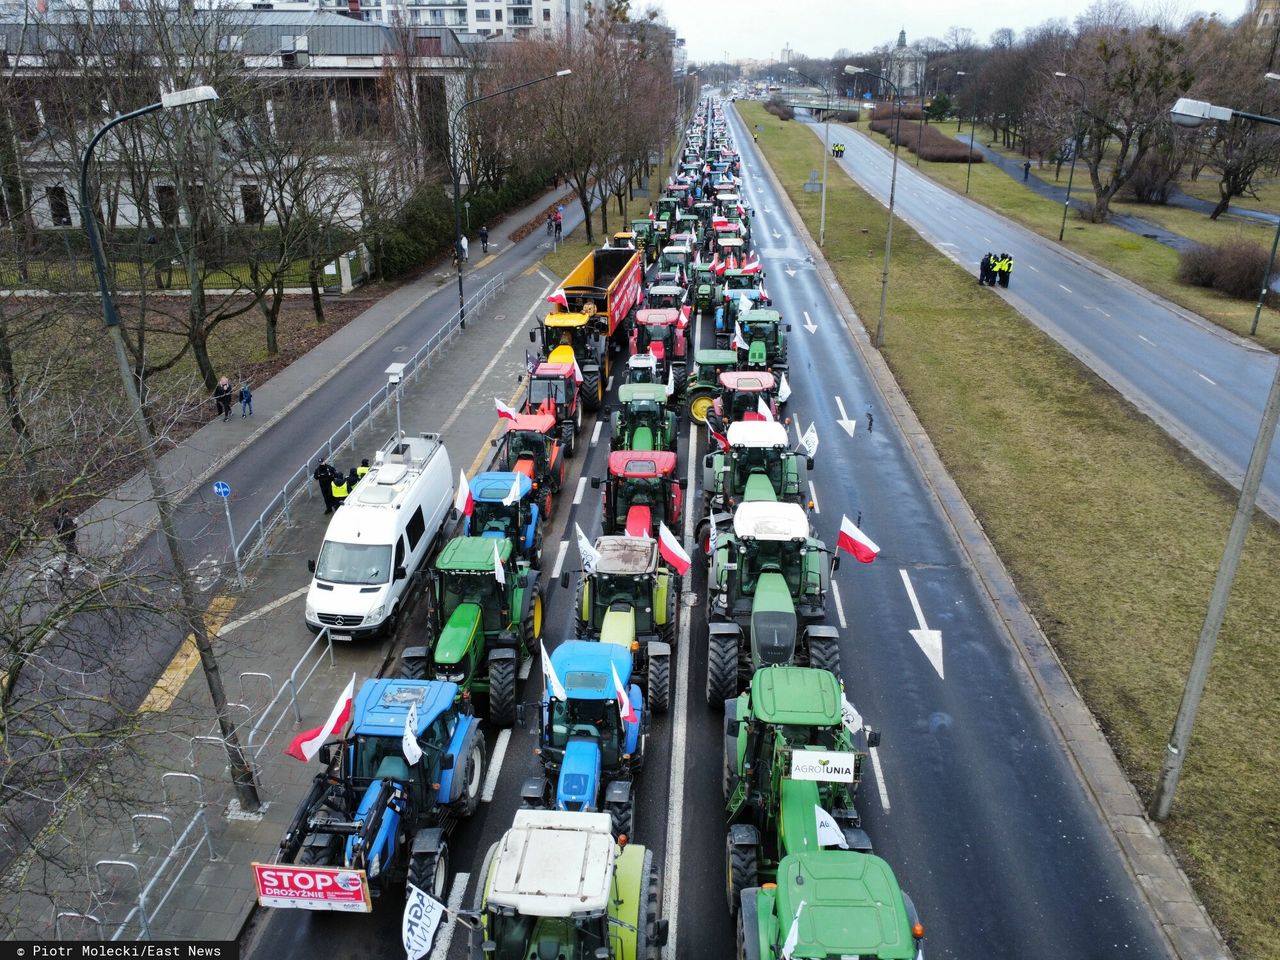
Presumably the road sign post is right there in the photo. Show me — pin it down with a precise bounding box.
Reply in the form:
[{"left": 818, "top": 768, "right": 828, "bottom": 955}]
[{"left": 214, "top": 481, "right": 245, "bottom": 588}]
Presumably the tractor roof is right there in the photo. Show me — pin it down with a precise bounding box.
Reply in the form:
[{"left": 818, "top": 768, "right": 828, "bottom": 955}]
[
  {"left": 505, "top": 413, "right": 557, "bottom": 435},
  {"left": 742, "top": 309, "right": 782, "bottom": 323},
  {"left": 486, "top": 810, "right": 616, "bottom": 918},
  {"left": 774, "top": 852, "right": 916, "bottom": 959},
  {"left": 719, "top": 371, "right": 777, "bottom": 392},
  {"left": 550, "top": 640, "right": 633, "bottom": 697},
  {"left": 613, "top": 231, "right": 636, "bottom": 240},
  {"left": 749, "top": 667, "right": 842, "bottom": 726},
  {"left": 733, "top": 501, "right": 809, "bottom": 541},
  {"left": 471, "top": 472, "right": 532, "bottom": 503},
  {"left": 695, "top": 348, "right": 739, "bottom": 366},
  {"left": 618, "top": 383, "right": 669, "bottom": 404},
  {"left": 636, "top": 307, "right": 681, "bottom": 325},
  {"left": 647, "top": 284, "right": 685, "bottom": 297},
  {"left": 543, "top": 315, "right": 591, "bottom": 329},
  {"left": 352, "top": 679, "right": 459, "bottom": 738},
  {"left": 594, "top": 535, "right": 658, "bottom": 575},
  {"left": 661, "top": 244, "right": 692, "bottom": 255},
  {"left": 727, "top": 420, "right": 790, "bottom": 449},
  {"left": 533, "top": 361, "right": 575, "bottom": 377},
  {"left": 607, "top": 450, "right": 678, "bottom": 478},
  {"left": 717, "top": 237, "right": 745, "bottom": 248},
  {"left": 436, "top": 536, "right": 512, "bottom": 571}
]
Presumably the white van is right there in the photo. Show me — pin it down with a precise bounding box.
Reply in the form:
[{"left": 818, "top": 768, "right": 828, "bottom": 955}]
[{"left": 305, "top": 432, "right": 454, "bottom": 640}]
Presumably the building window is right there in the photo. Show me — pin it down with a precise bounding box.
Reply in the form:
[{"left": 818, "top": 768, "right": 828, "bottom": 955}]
[
  {"left": 241, "top": 185, "right": 264, "bottom": 224},
  {"left": 475, "top": 9, "right": 489, "bottom": 19},
  {"left": 46, "top": 186, "right": 71, "bottom": 226},
  {"left": 542, "top": 7, "right": 550, "bottom": 19},
  {"left": 156, "top": 185, "right": 178, "bottom": 226},
  {"left": 494, "top": 8, "right": 502, "bottom": 20},
  {"left": 478, "top": 28, "right": 490, "bottom": 35},
  {"left": 416, "top": 36, "right": 442, "bottom": 55}
]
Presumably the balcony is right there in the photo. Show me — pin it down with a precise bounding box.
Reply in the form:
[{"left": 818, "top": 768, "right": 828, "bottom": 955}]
[{"left": 510, "top": 15, "right": 533, "bottom": 26}]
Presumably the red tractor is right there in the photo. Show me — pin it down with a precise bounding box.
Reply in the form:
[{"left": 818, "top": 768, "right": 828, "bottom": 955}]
[
  {"left": 491, "top": 413, "right": 566, "bottom": 518},
  {"left": 628, "top": 307, "right": 690, "bottom": 397},
  {"left": 522, "top": 361, "right": 581, "bottom": 457},
  {"left": 592, "top": 450, "right": 686, "bottom": 539},
  {"left": 713, "top": 371, "right": 782, "bottom": 425}
]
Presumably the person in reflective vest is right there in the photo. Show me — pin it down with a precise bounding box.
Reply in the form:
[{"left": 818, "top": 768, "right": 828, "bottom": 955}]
[
  {"left": 356, "top": 458, "right": 371, "bottom": 480},
  {"left": 331, "top": 475, "right": 350, "bottom": 506}
]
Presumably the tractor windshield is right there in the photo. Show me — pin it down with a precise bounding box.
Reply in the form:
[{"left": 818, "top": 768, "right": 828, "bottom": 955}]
[
  {"left": 733, "top": 448, "right": 783, "bottom": 491},
  {"left": 725, "top": 275, "right": 756, "bottom": 292},
  {"left": 529, "top": 378, "right": 567, "bottom": 405},
  {"left": 591, "top": 573, "right": 651, "bottom": 631},
  {"left": 613, "top": 477, "right": 664, "bottom": 525},
  {"left": 486, "top": 915, "right": 609, "bottom": 958},
  {"left": 506, "top": 432, "right": 547, "bottom": 472},
  {"left": 739, "top": 540, "right": 805, "bottom": 595},
  {"left": 727, "top": 390, "right": 762, "bottom": 420},
  {"left": 628, "top": 401, "right": 663, "bottom": 423},
  {"left": 440, "top": 571, "right": 505, "bottom": 631},
  {"left": 471, "top": 500, "right": 518, "bottom": 538},
  {"left": 548, "top": 696, "right": 621, "bottom": 755}
]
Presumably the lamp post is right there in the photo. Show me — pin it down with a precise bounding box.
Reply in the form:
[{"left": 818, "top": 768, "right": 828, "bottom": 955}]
[
  {"left": 956, "top": 71, "right": 979, "bottom": 195},
  {"left": 846, "top": 65, "right": 902, "bottom": 349},
  {"left": 1148, "top": 97, "right": 1280, "bottom": 821},
  {"left": 788, "top": 66, "right": 832, "bottom": 246},
  {"left": 79, "top": 86, "right": 260, "bottom": 813},
  {"left": 451, "top": 69, "right": 571, "bottom": 328},
  {"left": 1054, "top": 71, "right": 1086, "bottom": 242}
]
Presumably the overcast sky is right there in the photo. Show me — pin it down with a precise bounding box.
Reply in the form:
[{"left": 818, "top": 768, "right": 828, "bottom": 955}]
[{"left": 642, "top": 0, "right": 1252, "bottom": 63}]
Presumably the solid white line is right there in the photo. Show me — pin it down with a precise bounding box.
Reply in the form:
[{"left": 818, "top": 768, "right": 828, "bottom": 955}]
[
  {"left": 1198, "top": 372, "right": 1217, "bottom": 386},
  {"left": 1139, "top": 334, "right": 1155, "bottom": 346},
  {"left": 606, "top": 375, "right": 615, "bottom": 391},
  {"left": 808, "top": 481, "right": 820, "bottom": 514},
  {"left": 591, "top": 420, "right": 603, "bottom": 447},
  {"left": 831, "top": 579, "right": 848, "bottom": 630},
  {"left": 219, "top": 585, "right": 308, "bottom": 636},
  {"left": 983, "top": 236, "right": 992, "bottom": 243},
  {"left": 1058, "top": 283, "right": 1073, "bottom": 294},
  {"left": 898, "top": 568, "right": 928, "bottom": 631},
  {"left": 482, "top": 730, "right": 510, "bottom": 802},
  {"left": 428, "top": 872, "right": 470, "bottom": 960},
  {"left": 1099, "top": 309, "right": 1112, "bottom": 318},
  {"left": 551, "top": 540, "right": 569, "bottom": 579},
  {"left": 1027, "top": 264, "right": 1040, "bottom": 273},
  {"left": 573, "top": 476, "right": 588, "bottom": 505},
  {"left": 869, "top": 747, "right": 891, "bottom": 812}
]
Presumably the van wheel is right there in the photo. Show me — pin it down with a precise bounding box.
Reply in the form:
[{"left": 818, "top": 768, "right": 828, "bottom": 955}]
[{"left": 381, "top": 604, "right": 399, "bottom": 639}]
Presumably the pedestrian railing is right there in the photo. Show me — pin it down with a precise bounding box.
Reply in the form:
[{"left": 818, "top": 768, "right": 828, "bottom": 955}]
[{"left": 232, "top": 272, "right": 506, "bottom": 570}]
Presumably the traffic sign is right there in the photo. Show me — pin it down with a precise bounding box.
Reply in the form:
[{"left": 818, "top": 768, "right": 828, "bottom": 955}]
[{"left": 213, "top": 481, "right": 231, "bottom": 498}]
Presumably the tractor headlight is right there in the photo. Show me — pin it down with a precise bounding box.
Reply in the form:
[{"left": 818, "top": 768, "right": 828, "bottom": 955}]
[
  {"left": 440, "top": 670, "right": 466, "bottom": 683},
  {"left": 365, "top": 604, "right": 385, "bottom": 625}
]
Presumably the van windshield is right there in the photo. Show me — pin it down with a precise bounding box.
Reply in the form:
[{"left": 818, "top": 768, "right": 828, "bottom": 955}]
[{"left": 315, "top": 541, "right": 392, "bottom": 585}]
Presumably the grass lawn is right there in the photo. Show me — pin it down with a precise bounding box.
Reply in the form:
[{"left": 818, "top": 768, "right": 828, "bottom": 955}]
[
  {"left": 1179, "top": 175, "right": 1280, "bottom": 213},
  {"left": 740, "top": 99, "right": 1280, "bottom": 960}
]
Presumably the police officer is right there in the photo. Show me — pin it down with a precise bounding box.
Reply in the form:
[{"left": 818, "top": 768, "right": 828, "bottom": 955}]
[
  {"left": 998, "top": 252, "right": 1013, "bottom": 288},
  {"left": 979, "top": 252, "right": 992, "bottom": 286},
  {"left": 331, "top": 471, "right": 350, "bottom": 508},
  {"left": 356, "top": 458, "right": 371, "bottom": 480},
  {"left": 314, "top": 458, "right": 338, "bottom": 514}
]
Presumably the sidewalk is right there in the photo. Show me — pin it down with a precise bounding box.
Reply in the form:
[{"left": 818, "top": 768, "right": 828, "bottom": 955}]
[{"left": 0, "top": 265, "right": 558, "bottom": 942}]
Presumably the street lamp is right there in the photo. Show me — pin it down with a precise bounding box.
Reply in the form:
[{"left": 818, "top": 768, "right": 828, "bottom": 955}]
[
  {"left": 956, "top": 71, "right": 979, "bottom": 195},
  {"left": 1053, "top": 72, "right": 1086, "bottom": 242},
  {"left": 78, "top": 86, "right": 261, "bottom": 812},
  {"left": 846, "top": 65, "right": 902, "bottom": 349},
  {"left": 788, "top": 66, "right": 833, "bottom": 246},
  {"left": 451, "top": 69, "right": 571, "bottom": 328},
  {"left": 1148, "top": 96, "right": 1280, "bottom": 821}
]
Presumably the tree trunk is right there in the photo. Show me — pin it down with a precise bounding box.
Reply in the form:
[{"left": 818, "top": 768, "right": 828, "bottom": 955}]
[
  {"left": 1209, "top": 193, "right": 1231, "bottom": 221},
  {"left": 575, "top": 178, "right": 594, "bottom": 245},
  {"left": 265, "top": 293, "right": 280, "bottom": 356},
  {"left": 309, "top": 262, "right": 326, "bottom": 324},
  {"left": 188, "top": 270, "right": 218, "bottom": 391}
]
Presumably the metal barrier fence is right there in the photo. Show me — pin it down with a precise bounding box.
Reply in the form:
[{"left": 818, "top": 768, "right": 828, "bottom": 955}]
[{"left": 232, "top": 272, "right": 507, "bottom": 569}]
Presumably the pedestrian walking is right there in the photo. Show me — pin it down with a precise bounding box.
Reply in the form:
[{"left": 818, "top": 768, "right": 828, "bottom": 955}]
[
  {"left": 459, "top": 234, "right": 469, "bottom": 263},
  {"left": 239, "top": 381, "right": 253, "bottom": 418},
  {"left": 479, "top": 225, "right": 489, "bottom": 253},
  {"left": 1022, "top": 161, "right": 1031, "bottom": 182},
  {"left": 213, "top": 376, "right": 233, "bottom": 421},
  {"left": 314, "top": 458, "right": 338, "bottom": 514},
  {"left": 53, "top": 506, "right": 78, "bottom": 557}
]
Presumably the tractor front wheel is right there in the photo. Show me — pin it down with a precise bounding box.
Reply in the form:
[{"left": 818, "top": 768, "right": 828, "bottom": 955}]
[
  {"left": 457, "top": 737, "right": 485, "bottom": 818},
  {"left": 705, "top": 630, "right": 738, "bottom": 708},
  {"left": 688, "top": 390, "right": 716, "bottom": 425},
  {"left": 407, "top": 842, "right": 449, "bottom": 904},
  {"left": 809, "top": 635, "right": 841, "bottom": 676},
  {"left": 488, "top": 658, "right": 516, "bottom": 728},
  {"left": 725, "top": 836, "right": 758, "bottom": 917},
  {"left": 582, "top": 368, "right": 603, "bottom": 411},
  {"left": 525, "top": 590, "right": 544, "bottom": 644},
  {"left": 648, "top": 653, "right": 670, "bottom": 713},
  {"left": 609, "top": 798, "right": 634, "bottom": 840},
  {"left": 562, "top": 420, "right": 576, "bottom": 458},
  {"left": 636, "top": 848, "right": 661, "bottom": 960}
]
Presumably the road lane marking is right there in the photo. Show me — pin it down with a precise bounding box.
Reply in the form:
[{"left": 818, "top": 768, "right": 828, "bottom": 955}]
[
  {"left": 551, "top": 540, "right": 569, "bottom": 579},
  {"left": 869, "top": 746, "right": 891, "bottom": 812},
  {"left": 606, "top": 375, "right": 614, "bottom": 391},
  {"left": 834, "top": 396, "right": 857, "bottom": 438},
  {"left": 428, "top": 872, "right": 470, "bottom": 960},
  {"left": 1139, "top": 334, "right": 1155, "bottom": 346},
  {"left": 1058, "top": 283, "right": 1073, "bottom": 294},
  {"left": 831, "top": 580, "right": 848, "bottom": 630},
  {"left": 1099, "top": 309, "right": 1112, "bottom": 318},
  {"left": 139, "top": 595, "right": 238, "bottom": 713},
  {"left": 591, "top": 420, "right": 603, "bottom": 447},
  {"left": 1198, "top": 372, "right": 1217, "bottom": 385},
  {"left": 220, "top": 586, "right": 307, "bottom": 636},
  {"left": 808, "top": 481, "right": 820, "bottom": 513},
  {"left": 573, "top": 476, "right": 588, "bottom": 505},
  {"left": 1027, "top": 264, "right": 1040, "bottom": 273},
  {"left": 482, "top": 730, "right": 510, "bottom": 802}
]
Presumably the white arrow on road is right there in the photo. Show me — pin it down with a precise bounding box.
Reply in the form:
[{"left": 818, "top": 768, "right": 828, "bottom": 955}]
[
  {"left": 899, "top": 569, "right": 944, "bottom": 679},
  {"left": 803, "top": 311, "right": 817, "bottom": 334},
  {"left": 772, "top": 230, "right": 782, "bottom": 240},
  {"left": 834, "top": 396, "right": 857, "bottom": 438},
  {"left": 784, "top": 267, "right": 797, "bottom": 277}
]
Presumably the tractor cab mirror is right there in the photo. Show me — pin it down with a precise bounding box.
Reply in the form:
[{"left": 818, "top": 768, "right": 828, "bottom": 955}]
[
  {"left": 866, "top": 727, "right": 881, "bottom": 749},
  {"left": 394, "top": 566, "right": 407, "bottom": 581},
  {"left": 785, "top": 323, "right": 792, "bottom": 332},
  {"left": 678, "top": 478, "right": 688, "bottom": 489},
  {"left": 308, "top": 559, "right": 316, "bottom": 573},
  {"left": 807, "top": 456, "right": 815, "bottom": 470},
  {"left": 591, "top": 476, "right": 602, "bottom": 489},
  {"left": 832, "top": 554, "right": 842, "bottom": 572},
  {"left": 559, "top": 571, "right": 571, "bottom": 589},
  {"left": 703, "top": 452, "right": 715, "bottom": 469},
  {"left": 516, "top": 703, "right": 542, "bottom": 735},
  {"left": 528, "top": 330, "right": 537, "bottom": 342},
  {"left": 440, "top": 753, "right": 455, "bottom": 770},
  {"left": 491, "top": 438, "right": 499, "bottom": 447},
  {"left": 316, "top": 743, "right": 333, "bottom": 766},
  {"left": 655, "top": 919, "right": 670, "bottom": 946},
  {"left": 517, "top": 374, "right": 524, "bottom": 383}
]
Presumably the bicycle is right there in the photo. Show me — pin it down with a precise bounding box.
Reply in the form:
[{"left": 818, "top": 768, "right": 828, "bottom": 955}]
[{"left": 545, "top": 217, "right": 554, "bottom": 237}]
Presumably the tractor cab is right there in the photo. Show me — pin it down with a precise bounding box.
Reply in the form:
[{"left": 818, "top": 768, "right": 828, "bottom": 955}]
[
  {"left": 656, "top": 244, "right": 693, "bottom": 286},
  {"left": 609, "top": 230, "right": 636, "bottom": 250},
  {"left": 736, "top": 308, "right": 789, "bottom": 372},
  {"left": 611, "top": 383, "right": 678, "bottom": 454},
  {"left": 631, "top": 307, "right": 689, "bottom": 392},
  {"left": 645, "top": 283, "right": 686, "bottom": 312},
  {"left": 723, "top": 269, "right": 768, "bottom": 299},
  {"left": 625, "top": 350, "right": 662, "bottom": 388},
  {"left": 693, "top": 262, "right": 720, "bottom": 317},
  {"left": 594, "top": 450, "right": 685, "bottom": 539},
  {"left": 675, "top": 213, "right": 703, "bottom": 247},
  {"left": 630, "top": 218, "right": 659, "bottom": 265},
  {"left": 715, "top": 235, "right": 746, "bottom": 264},
  {"left": 704, "top": 420, "right": 810, "bottom": 511},
  {"left": 686, "top": 348, "right": 740, "bottom": 424},
  {"left": 532, "top": 311, "right": 606, "bottom": 411},
  {"left": 492, "top": 414, "right": 563, "bottom": 518},
  {"left": 693, "top": 200, "right": 717, "bottom": 231},
  {"left": 463, "top": 471, "right": 542, "bottom": 565},
  {"left": 523, "top": 362, "right": 581, "bottom": 455},
  {"left": 714, "top": 371, "right": 780, "bottom": 424},
  {"left": 656, "top": 195, "right": 682, "bottom": 231}
]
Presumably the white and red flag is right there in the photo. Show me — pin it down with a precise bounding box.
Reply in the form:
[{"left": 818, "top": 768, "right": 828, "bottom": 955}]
[
  {"left": 547, "top": 288, "right": 568, "bottom": 309},
  {"left": 501, "top": 474, "right": 521, "bottom": 506},
  {"left": 286, "top": 673, "right": 355, "bottom": 762},
  {"left": 757, "top": 396, "right": 774, "bottom": 422},
  {"left": 542, "top": 641, "right": 567, "bottom": 701},
  {"left": 495, "top": 397, "right": 519, "bottom": 421},
  {"left": 455, "top": 468, "right": 474, "bottom": 517},
  {"left": 570, "top": 358, "right": 584, "bottom": 385},
  {"left": 658, "top": 522, "right": 691, "bottom": 575},
  {"left": 493, "top": 541, "right": 506, "bottom": 585},
  {"left": 611, "top": 660, "right": 638, "bottom": 723},
  {"left": 837, "top": 515, "right": 880, "bottom": 564},
  {"left": 741, "top": 253, "right": 762, "bottom": 274},
  {"left": 732, "top": 321, "right": 748, "bottom": 351},
  {"left": 709, "top": 427, "right": 730, "bottom": 453}
]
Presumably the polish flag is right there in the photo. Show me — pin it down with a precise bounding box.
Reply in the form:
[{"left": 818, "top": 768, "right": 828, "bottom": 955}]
[
  {"left": 741, "top": 254, "right": 761, "bottom": 275},
  {"left": 542, "top": 641, "right": 567, "bottom": 701},
  {"left": 658, "top": 522, "right": 691, "bottom": 575},
  {"left": 570, "top": 359, "right": 584, "bottom": 385},
  {"left": 286, "top": 673, "right": 355, "bottom": 762},
  {"left": 679, "top": 304, "right": 692, "bottom": 328},
  {"left": 611, "top": 660, "right": 638, "bottom": 724},
  {"left": 732, "top": 321, "right": 748, "bottom": 351},
  {"left": 709, "top": 428, "right": 730, "bottom": 453},
  {"left": 501, "top": 473, "right": 521, "bottom": 506},
  {"left": 495, "top": 397, "right": 519, "bottom": 421},
  {"left": 493, "top": 540, "right": 506, "bottom": 585},
  {"left": 837, "top": 515, "right": 880, "bottom": 564},
  {"left": 776, "top": 374, "right": 791, "bottom": 404},
  {"left": 455, "top": 468, "right": 474, "bottom": 517},
  {"left": 547, "top": 288, "right": 568, "bottom": 309},
  {"left": 757, "top": 396, "right": 774, "bottom": 422}
]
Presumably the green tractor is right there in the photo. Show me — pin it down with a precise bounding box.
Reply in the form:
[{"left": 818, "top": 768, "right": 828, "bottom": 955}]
[
  {"left": 611, "top": 383, "right": 679, "bottom": 454},
  {"left": 692, "top": 262, "right": 720, "bottom": 317},
  {"left": 703, "top": 420, "right": 812, "bottom": 512},
  {"left": 722, "top": 666, "right": 879, "bottom": 910},
  {"left": 736, "top": 308, "right": 789, "bottom": 373},
  {"left": 685, "top": 348, "right": 739, "bottom": 425},
  {"left": 631, "top": 218, "right": 659, "bottom": 266},
  {"left": 568, "top": 534, "right": 677, "bottom": 711},
  {"left": 401, "top": 537, "right": 543, "bottom": 727},
  {"left": 702, "top": 500, "right": 839, "bottom": 707},
  {"left": 470, "top": 809, "right": 668, "bottom": 960}
]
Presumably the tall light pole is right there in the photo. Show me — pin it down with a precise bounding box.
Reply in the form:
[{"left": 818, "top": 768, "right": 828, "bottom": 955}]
[
  {"left": 1054, "top": 71, "right": 1086, "bottom": 242},
  {"left": 79, "top": 86, "right": 261, "bottom": 813},
  {"left": 788, "top": 66, "right": 832, "bottom": 246},
  {"left": 1149, "top": 97, "right": 1280, "bottom": 821},
  {"left": 846, "top": 65, "right": 902, "bottom": 349},
  {"left": 956, "top": 71, "right": 979, "bottom": 195},
  {"left": 451, "top": 69, "right": 571, "bottom": 328}
]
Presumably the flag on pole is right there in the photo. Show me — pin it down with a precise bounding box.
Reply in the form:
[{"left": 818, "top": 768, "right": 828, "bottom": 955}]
[
  {"left": 781, "top": 901, "right": 807, "bottom": 960},
  {"left": 741, "top": 253, "right": 761, "bottom": 274},
  {"left": 576, "top": 523, "right": 600, "bottom": 575},
  {"left": 542, "top": 641, "right": 566, "bottom": 701},
  {"left": 658, "top": 522, "right": 691, "bottom": 575},
  {"left": 814, "top": 806, "right": 849, "bottom": 849},
  {"left": 402, "top": 881, "right": 447, "bottom": 960},
  {"left": 757, "top": 396, "right": 774, "bottom": 422},
  {"left": 547, "top": 288, "right": 568, "bottom": 309},
  {"left": 799, "top": 422, "right": 819, "bottom": 459},
  {"left": 493, "top": 541, "right": 506, "bottom": 585},
  {"left": 776, "top": 373, "right": 791, "bottom": 404},
  {"left": 837, "top": 515, "right": 880, "bottom": 564},
  {"left": 454, "top": 468, "right": 474, "bottom": 518},
  {"left": 495, "top": 397, "right": 519, "bottom": 421},
  {"left": 666, "top": 365, "right": 675, "bottom": 399},
  {"left": 502, "top": 474, "right": 521, "bottom": 506},
  {"left": 709, "top": 427, "right": 730, "bottom": 453},
  {"left": 286, "top": 673, "right": 355, "bottom": 762},
  {"left": 611, "top": 660, "right": 638, "bottom": 723},
  {"left": 732, "top": 320, "right": 748, "bottom": 351},
  {"left": 402, "top": 699, "right": 423, "bottom": 765},
  {"left": 525, "top": 349, "right": 538, "bottom": 375}
]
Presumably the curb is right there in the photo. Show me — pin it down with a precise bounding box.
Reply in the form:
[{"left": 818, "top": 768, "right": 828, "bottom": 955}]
[{"left": 744, "top": 108, "right": 1232, "bottom": 960}]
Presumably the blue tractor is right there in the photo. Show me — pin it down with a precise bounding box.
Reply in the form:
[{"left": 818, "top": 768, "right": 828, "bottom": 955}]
[
  {"left": 520, "top": 641, "right": 646, "bottom": 839},
  {"left": 271, "top": 679, "right": 485, "bottom": 910},
  {"left": 463, "top": 471, "right": 544, "bottom": 566}
]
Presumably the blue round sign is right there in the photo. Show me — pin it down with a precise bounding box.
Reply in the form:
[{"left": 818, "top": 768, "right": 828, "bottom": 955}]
[{"left": 213, "top": 481, "right": 231, "bottom": 498}]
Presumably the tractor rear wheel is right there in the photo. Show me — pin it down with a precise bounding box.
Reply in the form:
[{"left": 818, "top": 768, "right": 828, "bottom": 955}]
[
  {"left": 809, "top": 635, "right": 841, "bottom": 676},
  {"left": 582, "top": 368, "right": 603, "bottom": 411},
  {"left": 298, "top": 841, "right": 332, "bottom": 866},
  {"left": 635, "top": 848, "right": 661, "bottom": 960},
  {"left": 399, "top": 649, "right": 429, "bottom": 681},
  {"left": 456, "top": 736, "right": 485, "bottom": 818},
  {"left": 648, "top": 653, "right": 670, "bottom": 713},
  {"left": 609, "top": 798, "right": 634, "bottom": 840},
  {"left": 488, "top": 658, "right": 516, "bottom": 728},
  {"left": 688, "top": 390, "right": 716, "bottom": 425},
  {"left": 524, "top": 590, "right": 544, "bottom": 644},
  {"left": 705, "top": 630, "right": 738, "bottom": 708},
  {"left": 407, "top": 842, "right": 449, "bottom": 904},
  {"left": 725, "top": 836, "right": 758, "bottom": 917},
  {"left": 562, "top": 420, "right": 576, "bottom": 458}
]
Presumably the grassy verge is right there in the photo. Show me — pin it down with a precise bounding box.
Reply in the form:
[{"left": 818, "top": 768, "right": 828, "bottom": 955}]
[
  {"left": 843, "top": 117, "right": 1280, "bottom": 351},
  {"left": 740, "top": 99, "right": 1280, "bottom": 960}
]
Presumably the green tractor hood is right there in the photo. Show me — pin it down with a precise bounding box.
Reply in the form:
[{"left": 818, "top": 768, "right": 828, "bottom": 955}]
[
  {"left": 742, "top": 472, "right": 777, "bottom": 502},
  {"left": 631, "top": 424, "right": 655, "bottom": 452},
  {"left": 747, "top": 339, "right": 767, "bottom": 367},
  {"left": 751, "top": 572, "right": 797, "bottom": 667},
  {"left": 778, "top": 777, "right": 823, "bottom": 856},
  {"left": 434, "top": 602, "right": 482, "bottom": 668}
]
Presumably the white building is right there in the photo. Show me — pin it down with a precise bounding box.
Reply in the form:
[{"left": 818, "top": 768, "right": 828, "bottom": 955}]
[{"left": 247, "top": 0, "right": 589, "bottom": 36}]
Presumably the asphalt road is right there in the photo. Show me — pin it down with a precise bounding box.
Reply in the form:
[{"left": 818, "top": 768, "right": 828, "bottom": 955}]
[
  {"left": 241, "top": 102, "right": 1172, "bottom": 959},
  {"left": 814, "top": 114, "right": 1280, "bottom": 521}
]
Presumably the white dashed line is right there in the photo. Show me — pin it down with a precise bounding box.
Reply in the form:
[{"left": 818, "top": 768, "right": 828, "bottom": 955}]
[
  {"left": 428, "top": 872, "right": 470, "bottom": 960},
  {"left": 591, "top": 420, "right": 603, "bottom": 447},
  {"left": 869, "top": 747, "right": 891, "bottom": 812},
  {"left": 1027, "top": 264, "right": 1040, "bottom": 273},
  {"left": 831, "top": 580, "right": 848, "bottom": 629},
  {"left": 551, "top": 540, "right": 569, "bottom": 579},
  {"left": 573, "top": 476, "right": 588, "bottom": 505},
  {"left": 808, "top": 481, "right": 820, "bottom": 513},
  {"left": 481, "top": 730, "right": 510, "bottom": 802},
  {"left": 1198, "top": 372, "right": 1217, "bottom": 386},
  {"left": 1058, "top": 284, "right": 1073, "bottom": 294},
  {"left": 606, "top": 376, "right": 614, "bottom": 391},
  {"left": 1139, "top": 334, "right": 1155, "bottom": 346}
]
